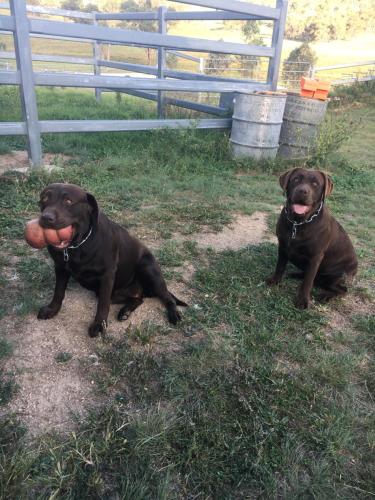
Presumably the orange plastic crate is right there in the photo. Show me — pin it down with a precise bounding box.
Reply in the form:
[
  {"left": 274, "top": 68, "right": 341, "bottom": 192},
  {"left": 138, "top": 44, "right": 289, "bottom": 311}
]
[
  {"left": 313, "top": 89, "right": 329, "bottom": 100},
  {"left": 300, "top": 76, "right": 318, "bottom": 91},
  {"left": 300, "top": 77, "right": 331, "bottom": 100}
]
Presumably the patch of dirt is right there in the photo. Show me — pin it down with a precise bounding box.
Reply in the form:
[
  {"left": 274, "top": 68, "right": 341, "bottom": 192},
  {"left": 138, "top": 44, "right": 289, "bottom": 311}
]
[
  {"left": 191, "top": 212, "right": 276, "bottom": 250},
  {"left": 324, "top": 290, "right": 375, "bottom": 341},
  {"left": 0, "top": 151, "right": 73, "bottom": 174},
  {"left": 5, "top": 281, "right": 190, "bottom": 436}
]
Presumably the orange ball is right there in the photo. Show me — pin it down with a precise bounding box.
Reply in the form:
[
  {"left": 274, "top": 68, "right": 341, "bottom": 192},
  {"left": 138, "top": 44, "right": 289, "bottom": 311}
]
[
  {"left": 44, "top": 228, "right": 61, "bottom": 246},
  {"left": 24, "top": 219, "right": 47, "bottom": 249},
  {"left": 57, "top": 225, "right": 74, "bottom": 242}
]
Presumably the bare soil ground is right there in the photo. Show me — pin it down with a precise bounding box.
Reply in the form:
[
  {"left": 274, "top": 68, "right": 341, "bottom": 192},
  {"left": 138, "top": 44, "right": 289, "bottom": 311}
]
[
  {"left": 0, "top": 151, "right": 72, "bottom": 174},
  {"left": 191, "top": 212, "right": 277, "bottom": 249}
]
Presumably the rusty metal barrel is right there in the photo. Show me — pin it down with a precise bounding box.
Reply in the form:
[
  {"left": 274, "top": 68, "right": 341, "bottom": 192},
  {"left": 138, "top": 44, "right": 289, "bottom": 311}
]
[
  {"left": 278, "top": 94, "right": 328, "bottom": 159},
  {"left": 230, "top": 92, "right": 287, "bottom": 160}
]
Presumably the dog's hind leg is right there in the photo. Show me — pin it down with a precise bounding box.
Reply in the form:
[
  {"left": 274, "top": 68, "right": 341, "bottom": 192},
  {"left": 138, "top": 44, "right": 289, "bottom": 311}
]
[
  {"left": 287, "top": 271, "right": 305, "bottom": 280},
  {"left": 117, "top": 296, "right": 144, "bottom": 321},
  {"left": 137, "top": 253, "right": 187, "bottom": 324},
  {"left": 317, "top": 275, "right": 348, "bottom": 302}
]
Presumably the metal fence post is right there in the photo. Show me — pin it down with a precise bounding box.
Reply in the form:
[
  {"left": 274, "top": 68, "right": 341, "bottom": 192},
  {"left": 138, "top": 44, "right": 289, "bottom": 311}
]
[
  {"left": 10, "top": 0, "right": 42, "bottom": 168},
  {"left": 199, "top": 57, "right": 205, "bottom": 73},
  {"left": 93, "top": 12, "right": 102, "bottom": 102},
  {"left": 157, "top": 6, "right": 166, "bottom": 119},
  {"left": 267, "top": 0, "right": 288, "bottom": 90}
]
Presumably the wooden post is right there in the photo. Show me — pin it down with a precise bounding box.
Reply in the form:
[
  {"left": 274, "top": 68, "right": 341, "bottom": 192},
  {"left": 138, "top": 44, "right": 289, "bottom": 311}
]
[
  {"left": 10, "top": 0, "right": 42, "bottom": 168},
  {"left": 157, "top": 6, "right": 166, "bottom": 119}
]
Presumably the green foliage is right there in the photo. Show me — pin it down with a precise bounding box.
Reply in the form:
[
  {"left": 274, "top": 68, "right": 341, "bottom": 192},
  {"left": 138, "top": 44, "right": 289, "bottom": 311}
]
[
  {"left": 0, "top": 371, "right": 17, "bottom": 406},
  {"left": 241, "top": 20, "right": 264, "bottom": 46},
  {"left": 309, "top": 110, "right": 356, "bottom": 166},
  {"left": 282, "top": 42, "right": 317, "bottom": 86},
  {"left": 0, "top": 338, "right": 12, "bottom": 360},
  {"left": 120, "top": 0, "right": 157, "bottom": 32},
  {"left": 285, "top": 0, "right": 374, "bottom": 41},
  {"left": 55, "top": 352, "right": 73, "bottom": 363},
  {"left": 205, "top": 48, "right": 231, "bottom": 76}
]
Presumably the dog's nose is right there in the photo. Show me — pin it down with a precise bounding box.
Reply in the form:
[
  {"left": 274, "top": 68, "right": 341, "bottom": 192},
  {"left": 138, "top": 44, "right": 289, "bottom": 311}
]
[
  {"left": 297, "top": 186, "right": 309, "bottom": 196},
  {"left": 40, "top": 211, "right": 56, "bottom": 225}
]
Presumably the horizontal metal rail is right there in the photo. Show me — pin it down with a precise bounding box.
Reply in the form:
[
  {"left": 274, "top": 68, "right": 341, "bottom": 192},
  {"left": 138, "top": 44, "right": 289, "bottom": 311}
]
[
  {"left": 169, "top": 0, "right": 280, "bottom": 20},
  {"left": 97, "top": 60, "right": 267, "bottom": 85},
  {"left": 167, "top": 50, "right": 201, "bottom": 63},
  {"left": 0, "top": 29, "right": 97, "bottom": 43},
  {"left": 96, "top": 11, "right": 260, "bottom": 21},
  {"left": 0, "top": 15, "right": 274, "bottom": 58},
  {"left": 0, "top": 70, "right": 268, "bottom": 92},
  {"left": 105, "top": 88, "right": 229, "bottom": 115},
  {"left": 0, "top": 50, "right": 94, "bottom": 65},
  {"left": 314, "top": 61, "right": 375, "bottom": 71},
  {"left": 0, "top": 118, "right": 231, "bottom": 134},
  {"left": 0, "top": 3, "right": 265, "bottom": 21},
  {"left": 0, "top": 2, "right": 92, "bottom": 19}
]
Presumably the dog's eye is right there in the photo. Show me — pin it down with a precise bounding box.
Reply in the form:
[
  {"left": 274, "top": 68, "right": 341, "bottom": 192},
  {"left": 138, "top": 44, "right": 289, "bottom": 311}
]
[
  {"left": 312, "top": 181, "right": 318, "bottom": 187},
  {"left": 41, "top": 195, "right": 48, "bottom": 203},
  {"left": 64, "top": 198, "right": 73, "bottom": 205}
]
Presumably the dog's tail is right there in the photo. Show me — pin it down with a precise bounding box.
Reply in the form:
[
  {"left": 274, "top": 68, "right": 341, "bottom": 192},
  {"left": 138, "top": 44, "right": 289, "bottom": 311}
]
[{"left": 171, "top": 292, "right": 188, "bottom": 307}]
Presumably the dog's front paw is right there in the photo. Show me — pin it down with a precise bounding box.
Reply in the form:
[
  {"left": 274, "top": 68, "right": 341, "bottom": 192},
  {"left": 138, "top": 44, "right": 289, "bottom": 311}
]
[
  {"left": 167, "top": 308, "right": 182, "bottom": 325},
  {"left": 295, "top": 295, "right": 311, "bottom": 309},
  {"left": 266, "top": 274, "right": 281, "bottom": 286},
  {"left": 88, "top": 319, "right": 107, "bottom": 338},
  {"left": 37, "top": 305, "right": 59, "bottom": 320}
]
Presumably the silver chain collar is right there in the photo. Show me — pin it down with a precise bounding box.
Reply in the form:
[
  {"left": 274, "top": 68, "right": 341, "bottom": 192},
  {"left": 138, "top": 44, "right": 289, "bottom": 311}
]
[
  {"left": 285, "top": 201, "right": 324, "bottom": 239},
  {"left": 63, "top": 226, "right": 93, "bottom": 262}
]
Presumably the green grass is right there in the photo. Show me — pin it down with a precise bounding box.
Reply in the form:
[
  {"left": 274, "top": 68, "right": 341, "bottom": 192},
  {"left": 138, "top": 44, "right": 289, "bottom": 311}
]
[
  {"left": 55, "top": 352, "right": 73, "bottom": 363},
  {"left": 0, "top": 86, "right": 374, "bottom": 498}
]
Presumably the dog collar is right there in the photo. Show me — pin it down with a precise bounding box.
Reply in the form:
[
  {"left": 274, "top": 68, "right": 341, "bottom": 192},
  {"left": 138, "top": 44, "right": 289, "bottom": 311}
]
[
  {"left": 63, "top": 226, "right": 93, "bottom": 262},
  {"left": 285, "top": 201, "right": 323, "bottom": 239}
]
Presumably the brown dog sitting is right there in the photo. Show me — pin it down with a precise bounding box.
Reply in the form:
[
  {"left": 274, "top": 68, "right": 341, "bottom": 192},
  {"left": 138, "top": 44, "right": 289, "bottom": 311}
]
[
  {"left": 36, "top": 183, "right": 187, "bottom": 337},
  {"left": 267, "top": 167, "right": 358, "bottom": 309}
]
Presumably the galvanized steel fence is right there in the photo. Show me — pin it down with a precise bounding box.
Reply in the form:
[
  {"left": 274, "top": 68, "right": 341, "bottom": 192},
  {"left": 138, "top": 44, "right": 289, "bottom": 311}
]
[{"left": 0, "top": 0, "right": 288, "bottom": 167}]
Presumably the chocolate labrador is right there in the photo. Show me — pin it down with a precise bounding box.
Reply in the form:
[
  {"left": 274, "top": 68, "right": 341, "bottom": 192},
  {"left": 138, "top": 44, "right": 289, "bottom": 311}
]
[
  {"left": 37, "top": 183, "right": 187, "bottom": 337},
  {"left": 266, "top": 168, "right": 358, "bottom": 309}
]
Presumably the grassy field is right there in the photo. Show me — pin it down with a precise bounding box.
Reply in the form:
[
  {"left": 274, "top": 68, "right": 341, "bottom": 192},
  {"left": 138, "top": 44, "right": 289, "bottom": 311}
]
[{"left": 0, "top": 84, "right": 374, "bottom": 498}]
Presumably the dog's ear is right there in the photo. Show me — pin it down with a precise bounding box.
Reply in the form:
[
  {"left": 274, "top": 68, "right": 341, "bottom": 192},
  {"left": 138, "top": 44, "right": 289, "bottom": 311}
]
[
  {"left": 321, "top": 172, "right": 334, "bottom": 198},
  {"left": 279, "top": 168, "right": 299, "bottom": 194},
  {"left": 86, "top": 192, "right": 99, "bottom": 227}
]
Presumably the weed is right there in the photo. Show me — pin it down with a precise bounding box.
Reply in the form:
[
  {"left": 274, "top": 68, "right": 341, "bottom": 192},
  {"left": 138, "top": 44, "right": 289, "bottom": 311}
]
[
  {"left": 55, "top": 352, "right": 73, "bottom": 363},
  {"left": 0, "top": 371, "right": 17, "bottom": 406},
  {"left": 0, "top": 338, "right": 12, "bottom": 360},
  {"left": 353, "top": 314, "right": 375, "bottom": 335}
]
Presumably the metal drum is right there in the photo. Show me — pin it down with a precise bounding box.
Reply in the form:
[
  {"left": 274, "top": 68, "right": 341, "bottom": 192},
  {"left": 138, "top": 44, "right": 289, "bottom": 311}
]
[
  {"left": 278, "top": 94, "right": 328, "bottom": 159},
  {"left": 230, "top": 92, "right": 287, "bottom": 160}
]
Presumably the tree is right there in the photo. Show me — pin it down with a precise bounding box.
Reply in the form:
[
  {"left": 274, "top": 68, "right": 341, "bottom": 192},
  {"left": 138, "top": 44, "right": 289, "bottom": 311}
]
[
  {"left": 239, "top": 20, "right": 264, "bottom": 78},
  {"left": 120, "top": 0, "right": 157, "bottom": 64},
  {"left": 282, "top": 43, "right": 317, "bottom": 88},
  {"left": 285, "top": 0, "right": 374, "bottom": 41},
  {"left": 61, "top": 0, "right": 82, "bottom": 10},
  {"left": 61, "top": 0, "right": 98, "bottom": 21}
]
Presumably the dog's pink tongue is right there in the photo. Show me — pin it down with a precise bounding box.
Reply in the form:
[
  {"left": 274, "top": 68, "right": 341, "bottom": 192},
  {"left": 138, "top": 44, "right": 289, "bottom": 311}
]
[{"left": 292, "top": 204, "right": 309, "bottom": 215}]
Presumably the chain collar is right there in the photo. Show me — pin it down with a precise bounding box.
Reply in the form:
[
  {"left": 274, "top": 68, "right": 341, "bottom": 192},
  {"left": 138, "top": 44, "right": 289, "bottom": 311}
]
[
  {"left": 63, "top": 226, "right": 93, "bottom": 262},
  {"left": 285, "top": 201, "right": 324, "bottom": 239}
]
